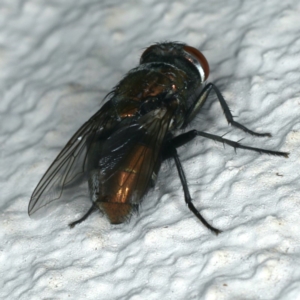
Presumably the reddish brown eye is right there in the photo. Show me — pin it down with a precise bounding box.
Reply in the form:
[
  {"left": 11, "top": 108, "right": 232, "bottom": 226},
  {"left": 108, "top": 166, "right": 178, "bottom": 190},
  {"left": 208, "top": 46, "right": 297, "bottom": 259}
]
[{"left": 183, "top": 45, "right": 210, "bottom": 81}]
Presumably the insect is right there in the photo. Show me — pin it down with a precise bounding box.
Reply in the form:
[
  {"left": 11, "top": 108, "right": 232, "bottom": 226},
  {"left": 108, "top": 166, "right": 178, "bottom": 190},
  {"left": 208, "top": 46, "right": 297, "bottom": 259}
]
[{"left": 29, "top": 42, "right": 288, "bottom": 234}]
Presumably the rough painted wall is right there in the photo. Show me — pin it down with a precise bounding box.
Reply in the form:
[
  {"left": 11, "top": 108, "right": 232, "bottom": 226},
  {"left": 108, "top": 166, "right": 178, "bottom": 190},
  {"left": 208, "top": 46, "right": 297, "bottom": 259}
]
[{"left": 1, "top": 0, "right": 300, "bottom": 299}]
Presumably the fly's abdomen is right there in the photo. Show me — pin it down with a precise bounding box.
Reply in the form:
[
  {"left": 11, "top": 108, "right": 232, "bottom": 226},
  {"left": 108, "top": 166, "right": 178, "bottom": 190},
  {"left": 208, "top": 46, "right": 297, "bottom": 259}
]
[{"left": 90, "top": 143, "right": 157, "bottom": 224}]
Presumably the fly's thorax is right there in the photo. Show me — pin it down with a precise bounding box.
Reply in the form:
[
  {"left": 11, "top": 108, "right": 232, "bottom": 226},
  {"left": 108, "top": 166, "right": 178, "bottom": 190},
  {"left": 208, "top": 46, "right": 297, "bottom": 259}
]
[
  {"left": 115, "top": 64, "right": 189, "bottom": 100},
  {"left": 111, "top": 62, "right": 196, "bottom": 124}
]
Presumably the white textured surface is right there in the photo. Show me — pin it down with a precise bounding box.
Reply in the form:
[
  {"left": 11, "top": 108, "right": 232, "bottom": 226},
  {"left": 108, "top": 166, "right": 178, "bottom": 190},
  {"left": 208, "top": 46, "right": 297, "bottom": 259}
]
[{"left": 1, "top": 1, "right": 300, "bottom": 299}]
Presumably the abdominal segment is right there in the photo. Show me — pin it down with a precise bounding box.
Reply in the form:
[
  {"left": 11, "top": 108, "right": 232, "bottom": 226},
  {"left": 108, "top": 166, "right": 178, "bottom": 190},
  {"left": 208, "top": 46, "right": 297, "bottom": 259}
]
[{"left": 89, "top": 143, "right": 155, "bottom": 224}]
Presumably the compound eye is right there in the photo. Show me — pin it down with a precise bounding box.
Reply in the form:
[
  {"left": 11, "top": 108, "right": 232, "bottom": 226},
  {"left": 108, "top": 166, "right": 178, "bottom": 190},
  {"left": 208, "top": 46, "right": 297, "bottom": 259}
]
[{"left": 183, "top": 45, "right": 210, "bottom": 82}]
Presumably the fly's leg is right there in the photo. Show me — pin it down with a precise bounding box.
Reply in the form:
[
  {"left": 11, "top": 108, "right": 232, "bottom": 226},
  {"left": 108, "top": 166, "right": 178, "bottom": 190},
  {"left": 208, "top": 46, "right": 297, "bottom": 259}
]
[
  {"left": 164, "top": 141, "right": 222, "bottom": 235},
  {"left": 69, "top": 203, "right": 98, "bottom": 228},
  {"left": 183, "top": 83, "right": 271, "bottom": 137},
  {"left": 161, "top": 131, "right": 288, "bottom": 234},
  {"left": 171, "top": 130, "right": 289, "bottom": 158}
]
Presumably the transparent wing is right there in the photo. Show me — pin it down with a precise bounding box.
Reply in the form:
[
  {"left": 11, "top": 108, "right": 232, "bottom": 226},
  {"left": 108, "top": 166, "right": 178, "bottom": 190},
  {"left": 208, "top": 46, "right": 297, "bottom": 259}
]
[
  {"left": 28, "top": 102, "right": 115, "bottom": 216},
  {"left": 96, "top": 108, "right": 174, "bottom": 204},
  {"left": 127, "top": 108, "right": 174, "bottom": 203}
]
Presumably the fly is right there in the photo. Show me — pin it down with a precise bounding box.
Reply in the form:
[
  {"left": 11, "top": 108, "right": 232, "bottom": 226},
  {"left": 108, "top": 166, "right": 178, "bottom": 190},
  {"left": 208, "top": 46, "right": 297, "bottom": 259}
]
[{"left": 29, "top": 42, "right": 289, "bottom": 234}]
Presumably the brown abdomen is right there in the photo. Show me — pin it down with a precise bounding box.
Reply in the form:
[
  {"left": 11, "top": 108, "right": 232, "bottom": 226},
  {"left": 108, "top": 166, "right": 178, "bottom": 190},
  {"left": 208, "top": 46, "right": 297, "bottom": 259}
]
[{"left": 94, "top": 143, "right": 157, "bottom": 224}]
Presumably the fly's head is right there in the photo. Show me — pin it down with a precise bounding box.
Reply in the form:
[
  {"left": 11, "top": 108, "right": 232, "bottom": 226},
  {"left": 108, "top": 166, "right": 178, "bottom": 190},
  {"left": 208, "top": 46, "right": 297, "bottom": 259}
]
[{"left": 140, "top": 42, "right": 210, "bottom": 84}]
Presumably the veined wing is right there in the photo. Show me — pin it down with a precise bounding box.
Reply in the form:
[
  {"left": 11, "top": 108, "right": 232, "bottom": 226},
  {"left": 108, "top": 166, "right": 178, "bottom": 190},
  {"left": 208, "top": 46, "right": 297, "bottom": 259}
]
[
  {"left": 96, "top": 108, "right": 174, "bottom": 204},
  {"left": 28, "top": 101, "right": 115, "bottom": 216}
]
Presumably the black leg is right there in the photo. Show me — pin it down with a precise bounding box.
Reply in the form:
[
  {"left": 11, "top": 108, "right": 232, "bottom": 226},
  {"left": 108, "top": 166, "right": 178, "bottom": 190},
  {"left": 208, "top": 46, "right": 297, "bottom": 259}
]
[
  {"left": 170, "top": 130, "right": 289, "bottom": 158},
  {"left": 69, "top": 203, "right": 98, "bottom": 228},
  {"left": 184, "top": 83, "right": 271, "bottom": 137},
  {"left": 166, "top": 142, "right": 221, "bottom": 235}
]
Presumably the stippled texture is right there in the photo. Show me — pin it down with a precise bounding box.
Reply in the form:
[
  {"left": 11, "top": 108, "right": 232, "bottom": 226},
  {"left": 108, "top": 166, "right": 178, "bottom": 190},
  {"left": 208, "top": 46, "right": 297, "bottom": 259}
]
[{"left": 1, "top": 0, "right": 300, "bottom": 299}]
